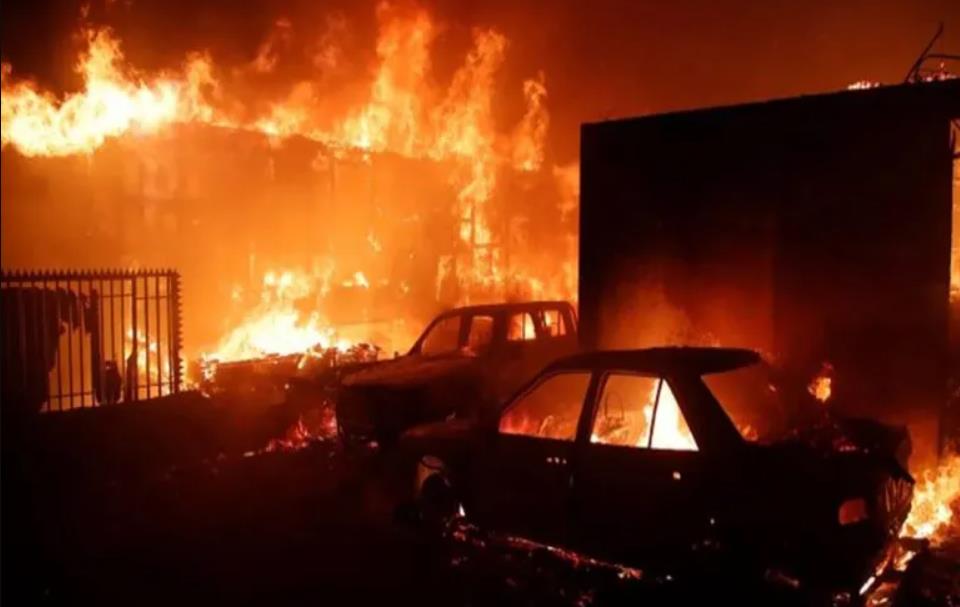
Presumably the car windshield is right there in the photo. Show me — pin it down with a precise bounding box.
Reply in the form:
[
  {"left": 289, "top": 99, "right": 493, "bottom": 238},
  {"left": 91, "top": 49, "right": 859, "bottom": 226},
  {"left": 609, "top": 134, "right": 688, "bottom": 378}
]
[{"left": 703, "top": 361, "right": 822, "bottom": 444}]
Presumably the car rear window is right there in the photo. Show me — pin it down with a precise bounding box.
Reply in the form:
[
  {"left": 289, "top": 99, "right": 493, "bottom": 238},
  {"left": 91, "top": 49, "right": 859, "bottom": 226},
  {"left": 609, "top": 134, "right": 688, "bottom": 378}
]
[{"left": 702, "top": 362, "right": 815, "bottom": 444}]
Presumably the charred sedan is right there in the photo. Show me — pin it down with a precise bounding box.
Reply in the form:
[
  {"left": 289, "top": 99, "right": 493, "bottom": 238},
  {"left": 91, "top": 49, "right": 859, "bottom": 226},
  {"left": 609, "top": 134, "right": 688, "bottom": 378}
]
[
  {"left": 401, "top": 347, "right": 914, "bottom": 602},
  {"left": 337, "top": 301, "right": 578, "bottom": 445}
]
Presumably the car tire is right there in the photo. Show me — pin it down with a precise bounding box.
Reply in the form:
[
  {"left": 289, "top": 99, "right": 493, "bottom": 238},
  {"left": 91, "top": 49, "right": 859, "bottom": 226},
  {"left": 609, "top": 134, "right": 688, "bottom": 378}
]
[{"left": 416, "top": 459, "right": 462, "bottom": 532}]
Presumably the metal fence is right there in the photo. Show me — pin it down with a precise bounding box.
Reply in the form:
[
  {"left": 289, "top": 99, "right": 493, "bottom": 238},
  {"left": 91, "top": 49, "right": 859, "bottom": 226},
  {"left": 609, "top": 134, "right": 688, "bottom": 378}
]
[{"left": 1, "top": 269, "right": 182, "bottom": 412}]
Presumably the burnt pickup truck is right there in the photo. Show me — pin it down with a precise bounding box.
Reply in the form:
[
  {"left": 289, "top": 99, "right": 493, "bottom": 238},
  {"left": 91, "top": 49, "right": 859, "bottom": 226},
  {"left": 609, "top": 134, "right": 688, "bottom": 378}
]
[
  {"left": 335, "top": 301, "right": 578, "bottom": 445},
  {"left": 400, "top": 347, "right": 914, "bottom": 603}
]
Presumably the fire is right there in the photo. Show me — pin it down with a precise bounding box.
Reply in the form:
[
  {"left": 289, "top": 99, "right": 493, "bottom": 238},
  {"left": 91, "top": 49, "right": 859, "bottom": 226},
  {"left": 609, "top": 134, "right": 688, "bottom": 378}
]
[
  {"left": 589, "top": 379, "right": 698, "bottom": 451},
  {"left": 645, "top": 381, "right": 697, "bottom": 451},
  {"left": 807, "top": 362, "right": 833, "bottom": 403},
  {"left": 206, "top": 268, "right": 347, "bottom": 363},
  {"left": 0, "top": 29, "right": 216, "bottom": 157},
  {"left": 901, "top": 454, "right": 960, "bottom": 544},
  {"left": 1, "top": 2, "right": 576, "bottom": 311},
  {"left": 125, "top": 328, "right": 171, "bottom": 395}
]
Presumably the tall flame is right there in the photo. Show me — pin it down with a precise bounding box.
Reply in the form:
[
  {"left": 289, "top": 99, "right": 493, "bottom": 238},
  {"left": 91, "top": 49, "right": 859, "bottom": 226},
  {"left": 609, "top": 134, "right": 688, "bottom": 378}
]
[
  {"left": 207, "top": 268, "right": 344, "bottom": 362},
  {"left": 902, "top": 454, "right": 960, "bottom": 544},
  {"left": 1, "top": 3, "right": 567, "bottom": 306},
  {"left": 1, "top": 29, "right": 216, "bottom": 157}
]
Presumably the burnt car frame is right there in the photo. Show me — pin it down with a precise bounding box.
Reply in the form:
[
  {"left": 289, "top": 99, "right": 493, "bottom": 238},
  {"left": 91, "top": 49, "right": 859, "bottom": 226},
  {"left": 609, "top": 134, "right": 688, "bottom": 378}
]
[
  {"left": 336, "top": 300, "right": 578, "bottom": 445},
  {"left": 402, "top": 347, "right": 914, "bottom": 601}
]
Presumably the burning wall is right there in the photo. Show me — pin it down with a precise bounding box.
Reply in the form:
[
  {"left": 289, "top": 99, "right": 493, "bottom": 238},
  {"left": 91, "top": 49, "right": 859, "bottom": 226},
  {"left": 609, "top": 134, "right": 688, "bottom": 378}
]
[
  {"left": 579, "top": 80, "right": 959, "bottom": 465},
  {"left": 0, "top": 3, "right": 579, "bottom": 365}
]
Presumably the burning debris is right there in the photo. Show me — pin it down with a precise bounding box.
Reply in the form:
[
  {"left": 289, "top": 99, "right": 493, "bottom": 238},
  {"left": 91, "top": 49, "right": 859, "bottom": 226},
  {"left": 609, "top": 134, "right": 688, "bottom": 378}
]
[
  {"left": 807, "top": 361, "right": 834, "bottom": 404},
  {"left": 903, "top": 454, "right": 960, "bottom": 545}
]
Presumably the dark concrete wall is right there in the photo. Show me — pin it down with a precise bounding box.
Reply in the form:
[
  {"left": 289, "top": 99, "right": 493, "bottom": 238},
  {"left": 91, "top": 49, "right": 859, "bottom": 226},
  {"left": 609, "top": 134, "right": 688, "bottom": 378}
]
[{"left": 580, "top": 80, "right": 959, "bottom": 453}]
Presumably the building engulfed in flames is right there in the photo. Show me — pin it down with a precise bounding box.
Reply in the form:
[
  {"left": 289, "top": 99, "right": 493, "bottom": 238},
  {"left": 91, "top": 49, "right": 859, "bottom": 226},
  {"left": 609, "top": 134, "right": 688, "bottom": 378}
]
[{"left": 0, "top": 3, "right": 578, "bottom": 369}]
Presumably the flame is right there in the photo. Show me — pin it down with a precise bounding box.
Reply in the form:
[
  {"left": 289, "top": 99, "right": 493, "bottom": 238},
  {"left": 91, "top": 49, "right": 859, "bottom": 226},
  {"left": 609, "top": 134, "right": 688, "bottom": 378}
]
[
  {"left": 206, "top": 268, "right": 348, "bottom": 363},
  {"left": 1, "top": 29, "right": 217, "bottom": 157},
  {"left": 589, "top": 380, "right": 697, "bottom": 451},
  {"left": 902, "top": 454, "right": 960, "bottom": 544},
  {"left": 807, "top": 362, "right": 833, "bottom": 403},
  {"left": 124, "top": 328, "right": 171, "bottom": 395},
  {"left": 2, "top": 3, "right": 577, "bottom": 367},
  {"left": 1, "top": 3, "right": 566, "bottom": 304},
  {"left": 646, "top": 381, "right": 697, "bottom": 451}
]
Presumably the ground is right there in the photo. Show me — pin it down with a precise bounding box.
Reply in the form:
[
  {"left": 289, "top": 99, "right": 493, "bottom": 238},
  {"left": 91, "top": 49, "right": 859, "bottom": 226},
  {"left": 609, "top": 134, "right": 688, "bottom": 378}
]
[{"left": 2, "top": 396, "right": 957, "bottom": 606}]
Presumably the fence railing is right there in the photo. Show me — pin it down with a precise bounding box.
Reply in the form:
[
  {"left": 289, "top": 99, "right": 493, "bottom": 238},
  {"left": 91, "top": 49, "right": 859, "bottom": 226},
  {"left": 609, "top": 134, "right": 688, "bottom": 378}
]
[{"left": 1, "top": 269, "right": 182, "bottom": 412}]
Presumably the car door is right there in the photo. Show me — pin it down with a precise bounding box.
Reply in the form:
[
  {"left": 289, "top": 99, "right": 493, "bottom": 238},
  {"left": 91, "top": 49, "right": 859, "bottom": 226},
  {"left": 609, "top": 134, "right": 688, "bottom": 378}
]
[
  {"left": 572, "top": 372, "right": 709, "bottom": 565},
  {"left": 492, "top": 308, "right": 569, "bottom": 403},
  {"left": 469, "top": 369, "right": 594, "bottom": 547}
]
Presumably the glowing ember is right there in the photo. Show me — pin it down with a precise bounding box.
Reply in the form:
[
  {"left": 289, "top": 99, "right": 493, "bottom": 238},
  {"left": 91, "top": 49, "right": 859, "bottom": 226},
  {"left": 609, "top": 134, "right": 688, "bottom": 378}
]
[
  {"left": 901, "top": 453, "right": 960, "bottom": 544},
  {"left": 807, "top": 362, "right": 833, "bottom": 403}
]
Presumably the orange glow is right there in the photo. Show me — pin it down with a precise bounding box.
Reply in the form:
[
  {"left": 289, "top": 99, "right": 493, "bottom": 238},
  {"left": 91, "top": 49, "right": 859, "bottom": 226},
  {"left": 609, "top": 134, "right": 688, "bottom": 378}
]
[
  {"left": 590, "top": 379, "right": 697, "bottom": 451},
  {"left": 1, "top": 3, "right": 578, "bottom": 370},
  {"left": 125, "top": 328, "right": 172, "bottom": 395},
  {"left": 1, "top": 29, "right": 217, "bottom": 157},
  {"left": 647, "top": 381, "right": 698, "bottom": 451},
  {"left": 901, "top": 454, "right": 960, "bottom": 544},
  {"left": 1, "top": 4, "right": 574, "bottom": 310},
  {"left": 807, "top": 362, "right": 833, "bottom": 403},
  {"left": 951, "top": 143, "right": 959, "bottom": 301},
  {"left": 206, "top": 268, "right": 348, "bottom": 363}
]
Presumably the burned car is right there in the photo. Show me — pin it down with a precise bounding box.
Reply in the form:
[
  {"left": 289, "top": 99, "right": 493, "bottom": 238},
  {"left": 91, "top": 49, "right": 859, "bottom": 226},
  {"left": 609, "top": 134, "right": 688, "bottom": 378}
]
[
  {"left": 336, "top": 301, "right": 578, "bottom": 445},
  {"left": 401, "top": 347, "right": 914, "bottom": 602}
]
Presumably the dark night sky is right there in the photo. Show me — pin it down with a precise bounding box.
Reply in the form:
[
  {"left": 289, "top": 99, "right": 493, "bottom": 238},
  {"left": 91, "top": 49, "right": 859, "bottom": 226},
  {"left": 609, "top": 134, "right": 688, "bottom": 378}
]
[{"left": 2, "top": 0, "right": 958, "bottom": 162}]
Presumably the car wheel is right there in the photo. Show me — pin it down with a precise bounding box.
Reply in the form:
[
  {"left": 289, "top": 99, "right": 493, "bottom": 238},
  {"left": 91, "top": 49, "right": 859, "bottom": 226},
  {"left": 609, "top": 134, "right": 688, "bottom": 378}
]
[{"left": 416, "top": 458, "right": 463, "bottom": 531}]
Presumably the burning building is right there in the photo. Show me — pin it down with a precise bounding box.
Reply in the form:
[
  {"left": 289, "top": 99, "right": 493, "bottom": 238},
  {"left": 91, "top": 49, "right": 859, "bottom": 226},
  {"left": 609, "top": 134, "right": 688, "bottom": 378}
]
[{"left": 0, "top": 4, "right": 578, "bottom": 386}]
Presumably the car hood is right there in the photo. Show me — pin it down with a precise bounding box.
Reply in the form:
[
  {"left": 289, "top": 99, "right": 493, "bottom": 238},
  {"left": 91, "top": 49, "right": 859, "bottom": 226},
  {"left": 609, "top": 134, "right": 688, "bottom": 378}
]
[{"left": 340, "top": 352, "right": 477, "bottom": 389}]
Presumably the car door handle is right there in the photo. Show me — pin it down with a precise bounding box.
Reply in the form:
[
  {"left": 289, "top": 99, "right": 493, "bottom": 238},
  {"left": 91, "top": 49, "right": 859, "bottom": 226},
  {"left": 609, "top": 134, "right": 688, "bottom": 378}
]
[{"left": 545, "top": 456, "right": 568, "bottom": 466}]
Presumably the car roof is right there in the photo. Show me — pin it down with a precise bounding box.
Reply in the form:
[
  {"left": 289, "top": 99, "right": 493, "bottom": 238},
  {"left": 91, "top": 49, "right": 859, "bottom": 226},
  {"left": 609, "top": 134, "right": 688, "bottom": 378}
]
[
  {"left": 546, "top": 347, "right": 760, "bottom": 376},
  {"left": 438, "top": 300, "right": 572, "bottom": 317}
]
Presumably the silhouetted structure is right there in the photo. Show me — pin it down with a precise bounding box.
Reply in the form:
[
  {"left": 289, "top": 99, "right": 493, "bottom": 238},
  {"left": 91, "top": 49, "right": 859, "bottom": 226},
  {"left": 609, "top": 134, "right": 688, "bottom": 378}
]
[{"left": 579, "top": 80, "right": 959, "bottom": 457}]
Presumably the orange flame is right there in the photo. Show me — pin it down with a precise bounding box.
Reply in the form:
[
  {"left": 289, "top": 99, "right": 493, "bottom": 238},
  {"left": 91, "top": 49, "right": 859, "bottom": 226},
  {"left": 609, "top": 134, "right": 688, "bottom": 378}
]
[
  {"left": 1, "top": 4, "right": 569, "bottom": 304},
  {"left": 1, "top": 29, "right": 217, "bottom": 157},
  {"left": 807, "top": 362, "right": 833, "bottom": 403},
  {"left": 206, "top": 268, "right": 347, "bottom": 363},
  {"left": 902, "top": 454, "right": 960, "bottom": 544}
]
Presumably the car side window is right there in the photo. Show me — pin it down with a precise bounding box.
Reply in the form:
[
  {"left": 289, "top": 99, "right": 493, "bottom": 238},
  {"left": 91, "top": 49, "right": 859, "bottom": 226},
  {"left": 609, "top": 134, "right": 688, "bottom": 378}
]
[
  {"left": 591, "top": 373, "right": 698, "bottom": 451},
  {"left": 507, "top": 312, "right": 536, "bottom": 341},
  {"left": 466, "top": 314, "right": 494, "bottom": 353},
  {"left": 499, "top": 372, "right": 591, "bottom": 441},
  {"left": 420, "top": 315, "right": 462, "bottom": 355},
  {"left": 539, "top": 309, "right": 567, "bottom": 337}
]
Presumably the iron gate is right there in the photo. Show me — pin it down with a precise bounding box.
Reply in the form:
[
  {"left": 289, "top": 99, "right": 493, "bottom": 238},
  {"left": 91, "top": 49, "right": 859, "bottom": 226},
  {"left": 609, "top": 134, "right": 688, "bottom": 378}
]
[{"left": 1, "top": 269, "right": 182, "bottom": 412}]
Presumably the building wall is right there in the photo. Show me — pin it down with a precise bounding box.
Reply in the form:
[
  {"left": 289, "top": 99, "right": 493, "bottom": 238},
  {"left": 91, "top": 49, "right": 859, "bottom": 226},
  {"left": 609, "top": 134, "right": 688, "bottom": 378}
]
[{"left": 580, "top": 81, "right": 958, "bottom": 460}]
